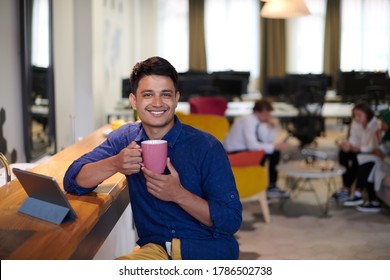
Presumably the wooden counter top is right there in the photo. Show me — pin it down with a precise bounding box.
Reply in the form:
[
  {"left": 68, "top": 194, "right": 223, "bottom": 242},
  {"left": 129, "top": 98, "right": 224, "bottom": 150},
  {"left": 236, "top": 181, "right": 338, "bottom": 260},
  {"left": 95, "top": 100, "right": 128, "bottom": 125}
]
[{"left": 0, "top": 125, "right": 128, "bottom": 260}]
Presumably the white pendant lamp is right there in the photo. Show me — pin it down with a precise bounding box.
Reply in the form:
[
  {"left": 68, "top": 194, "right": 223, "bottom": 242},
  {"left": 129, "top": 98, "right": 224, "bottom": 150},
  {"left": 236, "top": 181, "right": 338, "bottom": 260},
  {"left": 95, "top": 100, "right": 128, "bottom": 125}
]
[{"left": 260, "top": 0, "right": 311, "bottom": 19}]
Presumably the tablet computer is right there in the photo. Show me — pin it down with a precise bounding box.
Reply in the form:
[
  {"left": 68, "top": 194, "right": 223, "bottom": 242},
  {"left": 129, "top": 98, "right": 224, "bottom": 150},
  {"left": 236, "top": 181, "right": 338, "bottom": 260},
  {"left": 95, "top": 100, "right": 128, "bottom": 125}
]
[{"left": 13, "top": 168, "right": 77, "bottom": 224}]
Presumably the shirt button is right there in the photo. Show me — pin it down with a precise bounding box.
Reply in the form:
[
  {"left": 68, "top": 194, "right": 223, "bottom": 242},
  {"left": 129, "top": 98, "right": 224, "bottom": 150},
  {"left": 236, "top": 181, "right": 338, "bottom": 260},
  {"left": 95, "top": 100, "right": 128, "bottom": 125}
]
[
  {"left": 230, "top": 194, "right": 235, "bottom": 199},
  {"left": 171, "top": 230, "right": 176, "bottom": 234}
]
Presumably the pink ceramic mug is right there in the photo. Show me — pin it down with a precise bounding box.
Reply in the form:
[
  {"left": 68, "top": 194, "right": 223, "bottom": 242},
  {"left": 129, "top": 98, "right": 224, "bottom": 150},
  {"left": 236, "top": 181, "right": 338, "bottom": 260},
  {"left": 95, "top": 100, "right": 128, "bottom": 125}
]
[{"left": 141, "top": 140, "right": 168, "bottom": 174}]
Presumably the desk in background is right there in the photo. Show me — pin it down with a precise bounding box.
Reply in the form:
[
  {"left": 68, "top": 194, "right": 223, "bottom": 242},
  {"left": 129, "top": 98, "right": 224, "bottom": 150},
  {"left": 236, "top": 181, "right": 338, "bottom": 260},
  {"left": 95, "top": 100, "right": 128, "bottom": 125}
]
[
  {"left": 107, "top": 101, "right": 353, "bottom": 130},
  {"left": 176, "top": 101, "right": 353, "bottom": 119}
]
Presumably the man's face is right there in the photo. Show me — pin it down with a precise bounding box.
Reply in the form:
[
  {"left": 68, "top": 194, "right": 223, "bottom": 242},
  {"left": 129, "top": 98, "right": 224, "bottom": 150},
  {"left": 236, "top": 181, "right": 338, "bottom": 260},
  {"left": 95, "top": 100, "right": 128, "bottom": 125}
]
[{"left": 130, "top": 75, "right": 180, "bottom": 135}]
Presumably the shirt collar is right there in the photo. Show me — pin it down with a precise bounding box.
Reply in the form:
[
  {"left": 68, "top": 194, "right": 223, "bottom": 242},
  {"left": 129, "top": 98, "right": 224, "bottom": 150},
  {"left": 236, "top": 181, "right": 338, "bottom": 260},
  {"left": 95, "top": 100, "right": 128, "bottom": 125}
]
[{"left": 133, "top": 115, "right": 183, "bottom": 148}]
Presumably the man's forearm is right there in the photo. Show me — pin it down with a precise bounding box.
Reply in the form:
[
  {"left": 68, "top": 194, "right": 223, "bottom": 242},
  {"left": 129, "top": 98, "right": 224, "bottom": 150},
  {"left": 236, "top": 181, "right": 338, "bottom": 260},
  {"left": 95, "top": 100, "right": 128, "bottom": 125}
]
[
  {"left": 75, "top": 157, "right": 117, "bottom": 188},
  {"left": 175, "top": 189, "right": 213, "bottom": 227}
]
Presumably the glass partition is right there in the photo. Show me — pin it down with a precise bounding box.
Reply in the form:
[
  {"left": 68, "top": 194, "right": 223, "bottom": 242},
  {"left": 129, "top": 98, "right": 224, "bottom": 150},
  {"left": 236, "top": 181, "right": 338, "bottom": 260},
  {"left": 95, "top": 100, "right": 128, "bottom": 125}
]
[{"left": 20, "top": 0, "right": 56, "bottom": 162}]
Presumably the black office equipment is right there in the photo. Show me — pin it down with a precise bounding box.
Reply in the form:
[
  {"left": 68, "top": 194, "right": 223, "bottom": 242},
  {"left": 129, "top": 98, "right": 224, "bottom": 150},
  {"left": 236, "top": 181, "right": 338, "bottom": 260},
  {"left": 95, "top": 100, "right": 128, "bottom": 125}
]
[
  {"left": 287, "top": 80, "right": 326, "bottom": 148},
  {"left": 177, "top": 70, "right": 250, "bottom": 101},
  {"left": 262, "top": 76, "right": 287, "bottom": 101},
  {"left": 337, "top": 71, "right": 390, "bottom": 103},
  {"left": 122, "top": 78, "right": 132, "bottom": 99},
  {"left": 213, "top": 74, "right": 249, "bottom": 101},
  {"left": 178, "top": 73, "right": 215, "bottom": 100},
  {"left": 263, "top": 73, "right": 331, "bottom": 103},
  {"left": 212, "top": 71, "right": 250, "bottom": 97},
  {"left": 13, "top": 168, "right": 77, "bottom": 224}
]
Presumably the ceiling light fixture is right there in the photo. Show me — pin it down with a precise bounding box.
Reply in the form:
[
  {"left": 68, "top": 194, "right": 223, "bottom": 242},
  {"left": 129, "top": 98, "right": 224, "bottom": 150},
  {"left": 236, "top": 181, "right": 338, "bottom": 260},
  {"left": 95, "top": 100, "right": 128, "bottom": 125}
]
[{"left": 260, "top": 0, "right": 310, "bottom": 19}]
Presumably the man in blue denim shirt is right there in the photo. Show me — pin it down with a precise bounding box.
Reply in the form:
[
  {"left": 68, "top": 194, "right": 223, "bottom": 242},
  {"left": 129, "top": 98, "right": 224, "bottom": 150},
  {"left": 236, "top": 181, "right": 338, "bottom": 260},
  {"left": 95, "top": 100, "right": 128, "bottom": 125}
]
[{"left": 63, "top": 56, "right": 242, "bottom": 260}]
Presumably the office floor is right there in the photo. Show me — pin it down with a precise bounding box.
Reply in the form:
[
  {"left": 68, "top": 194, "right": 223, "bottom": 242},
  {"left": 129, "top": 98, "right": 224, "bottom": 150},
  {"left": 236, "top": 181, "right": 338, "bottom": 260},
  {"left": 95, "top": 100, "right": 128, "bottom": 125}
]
[{"left": 236, "top": 119, "right": 390, "bottom": 260}]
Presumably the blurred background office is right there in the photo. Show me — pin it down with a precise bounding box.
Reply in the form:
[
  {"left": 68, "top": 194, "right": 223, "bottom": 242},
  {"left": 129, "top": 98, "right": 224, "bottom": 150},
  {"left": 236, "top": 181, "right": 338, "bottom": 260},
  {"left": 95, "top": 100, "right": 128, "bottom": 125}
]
[{"left": 0, "top": 0, "right": 389, "bottom": 163}]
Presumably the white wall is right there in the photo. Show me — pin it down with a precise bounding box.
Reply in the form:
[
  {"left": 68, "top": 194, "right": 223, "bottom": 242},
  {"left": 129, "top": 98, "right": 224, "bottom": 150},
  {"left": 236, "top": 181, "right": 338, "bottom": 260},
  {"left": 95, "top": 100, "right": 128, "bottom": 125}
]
[
  {"left": 92, "top": 0, "right": 131, "bottom": 126},
  {"left": 94, "top": 0, "right": 159, "bottom": 125},
  {"left": 53, "top": 0, "right": 76, "bottom": 151},
  {"left": 54, "top": 0, "right": 160, "bottom": 150},
  {"left": 74, "top": 0, "right": 95, "bottom": 142},
  {"left": 53, "top": 0, "right": 121, "bottom": 150},
  {"left": 0, "top": 0, "right": 162, "bottom": 158},
  {"left": 0, "top": 0, "right": 26, "bottom": 162},
  {"left": 130, "top": 0, "right": 159, "bottom": 63}
]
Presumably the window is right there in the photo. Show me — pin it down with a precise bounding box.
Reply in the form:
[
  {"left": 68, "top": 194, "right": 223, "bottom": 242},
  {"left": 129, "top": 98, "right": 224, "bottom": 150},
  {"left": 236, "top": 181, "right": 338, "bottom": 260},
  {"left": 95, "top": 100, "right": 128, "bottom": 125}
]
[
  {"left": 31, "top": 0, "right": 50, "bottom": 68},
  {"left": 340, "top": 0, "right": 390, "bottom": 72},
  {"left": 286, "top": 0, "right": 326, "bottom": 74},
  {"left": 156, "top": 0, "right": 259, "bottom": 89},
  {"left": 157, "top": 0, "right": 189, "bottom": 73},
  {"left": 205, "top": 0, "right": 260, "bottom": 91}
]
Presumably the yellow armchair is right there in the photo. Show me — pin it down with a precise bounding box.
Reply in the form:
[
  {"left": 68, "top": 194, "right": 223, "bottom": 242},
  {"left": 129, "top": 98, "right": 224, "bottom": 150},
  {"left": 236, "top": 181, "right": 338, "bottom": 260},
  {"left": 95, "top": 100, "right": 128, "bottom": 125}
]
[{"left": 228, "top": 151, "right": 270, "bottom": 224}]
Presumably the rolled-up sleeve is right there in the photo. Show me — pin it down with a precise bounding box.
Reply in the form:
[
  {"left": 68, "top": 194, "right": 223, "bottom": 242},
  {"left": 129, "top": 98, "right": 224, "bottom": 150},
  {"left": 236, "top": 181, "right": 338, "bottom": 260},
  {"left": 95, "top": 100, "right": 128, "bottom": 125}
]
[
  {"left": 208, "top": 191, "right": 242, "bottom": 234},
  {"left": 63, "top": 158, "right": 98, "bottom": 195},
  {"left": 63, "top": 127, "right": 128, "bottom": 195}
]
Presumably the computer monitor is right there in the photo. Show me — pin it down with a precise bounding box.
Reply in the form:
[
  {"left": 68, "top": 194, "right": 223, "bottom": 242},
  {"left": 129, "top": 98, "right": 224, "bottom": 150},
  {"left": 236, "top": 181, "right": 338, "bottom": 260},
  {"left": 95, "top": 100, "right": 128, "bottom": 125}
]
[
  {"left": 337, "top": 71, "right": 389, "bottom": 102},
  {"left": 212, "top": 75, "right": 247, "bottom": 101},
  {"left": 212, "top": 71, "right": 250, "bottom": 101},
  {"left": 122, "top": 78, "right": 132, "bottom": 99},
  {"left": 262, "top": 77, "right": 287, "bottom": 101},
  {"left": 177, "top": 74, "right": 215, "bottom": 101}
]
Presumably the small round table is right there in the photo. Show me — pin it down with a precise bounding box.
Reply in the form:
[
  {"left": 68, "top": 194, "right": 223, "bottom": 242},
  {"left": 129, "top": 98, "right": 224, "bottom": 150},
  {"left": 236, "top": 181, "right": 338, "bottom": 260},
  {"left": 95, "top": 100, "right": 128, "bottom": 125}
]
[{"left": 277, "top": 160, "right": 346, "bottom": 217}]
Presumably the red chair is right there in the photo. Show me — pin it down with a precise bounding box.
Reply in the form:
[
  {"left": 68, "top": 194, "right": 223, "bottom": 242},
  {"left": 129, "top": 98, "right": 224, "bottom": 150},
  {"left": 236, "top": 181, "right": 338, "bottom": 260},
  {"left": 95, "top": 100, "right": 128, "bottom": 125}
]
[{"left": 189, "top": 97, "right": 228, "bottom": 116}]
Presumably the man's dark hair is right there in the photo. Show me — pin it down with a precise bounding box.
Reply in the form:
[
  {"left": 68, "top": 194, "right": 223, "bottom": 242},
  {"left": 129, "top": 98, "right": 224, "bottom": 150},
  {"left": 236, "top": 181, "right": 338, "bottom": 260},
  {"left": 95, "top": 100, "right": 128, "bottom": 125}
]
[
  {"left": 353, "top": 100, "right": 375, "bottom": 122},
  {"left": 130, "top": 56, "right": 179, "bottom": 94},
  {"left": 253, "top": 98, "right": 274, "bottom": 113}
]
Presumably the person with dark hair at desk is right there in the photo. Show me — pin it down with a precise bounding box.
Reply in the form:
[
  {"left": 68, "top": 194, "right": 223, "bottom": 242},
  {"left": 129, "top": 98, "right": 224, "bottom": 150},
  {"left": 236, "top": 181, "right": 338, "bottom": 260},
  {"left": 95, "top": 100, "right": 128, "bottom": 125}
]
[
  {"left": 63, "top": 56, "right": 242, "bottom": 260},
  {"left": 223, "top": 98, "right": 290, "bottom": 198}
]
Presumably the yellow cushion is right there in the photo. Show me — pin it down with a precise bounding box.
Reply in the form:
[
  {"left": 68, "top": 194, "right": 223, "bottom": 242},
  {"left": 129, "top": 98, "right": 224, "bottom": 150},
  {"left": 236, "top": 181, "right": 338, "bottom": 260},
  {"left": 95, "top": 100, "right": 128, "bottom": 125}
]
[
  {"left": 232, "top": 165, "right": 268, "bottom": 198},
  {"left": 177, "top": 112, "right": 230, "bottom": 142}
]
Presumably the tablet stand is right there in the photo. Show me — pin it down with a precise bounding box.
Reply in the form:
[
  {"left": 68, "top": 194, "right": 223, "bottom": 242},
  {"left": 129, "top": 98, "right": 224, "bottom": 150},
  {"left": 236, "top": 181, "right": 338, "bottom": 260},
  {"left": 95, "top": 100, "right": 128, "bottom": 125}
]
[{"left": 19, "top": 197, "right": 75, "bottom": 224}]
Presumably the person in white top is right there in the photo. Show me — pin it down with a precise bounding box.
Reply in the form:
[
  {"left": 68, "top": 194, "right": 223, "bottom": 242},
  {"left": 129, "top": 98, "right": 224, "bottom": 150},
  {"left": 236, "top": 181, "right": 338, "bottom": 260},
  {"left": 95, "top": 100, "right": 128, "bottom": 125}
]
[
  {"left": 223, "top": 99, "right": 290, "bottom": 198},
  {"left": 337, "top": 100, "right": 381, "bottom": 207},
  {"left": 356, "top": 110, "right": 390, "bottom": 212}
]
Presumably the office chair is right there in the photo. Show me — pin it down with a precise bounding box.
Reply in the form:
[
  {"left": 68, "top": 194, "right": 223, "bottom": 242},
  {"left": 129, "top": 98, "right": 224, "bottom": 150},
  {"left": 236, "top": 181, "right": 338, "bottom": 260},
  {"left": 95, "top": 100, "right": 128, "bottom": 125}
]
[
  {"left": 188, "top": 96, "right": 228, "bottom": 116},
  {"left": 287, "top": 115, "right": 324, "bottom": 148},
  {"left": 362, "top": 85, "right": 389, "bottom": 112},
  {"left": 287, "top": 80, "right": 326, "bottom": 148}
]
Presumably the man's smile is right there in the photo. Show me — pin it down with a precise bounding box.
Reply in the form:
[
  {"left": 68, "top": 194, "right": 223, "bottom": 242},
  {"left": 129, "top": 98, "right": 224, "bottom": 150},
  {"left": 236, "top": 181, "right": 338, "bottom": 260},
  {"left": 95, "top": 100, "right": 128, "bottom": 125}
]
[{"left": 147, "top": 108, "right": 168, "bottom": 117}]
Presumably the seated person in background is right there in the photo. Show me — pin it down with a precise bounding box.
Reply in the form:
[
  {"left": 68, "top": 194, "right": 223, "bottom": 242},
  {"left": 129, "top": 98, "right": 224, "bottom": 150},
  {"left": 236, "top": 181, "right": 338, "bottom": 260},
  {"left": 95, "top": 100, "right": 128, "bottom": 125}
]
[
  {"left": 63, "top": 56, "right": 242, "bottom": 260},
  {"left": 223, "top": 98, "right": 290, "bottom": 198},
  {"left": 356, "top": 110, "right": 390, "bottom": 212},
  {"left": 336, "top": 101, "right": 381, "bottom": 206},
  {"left": 377, "top": 111, "right": 390, "bottom": 157}
]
